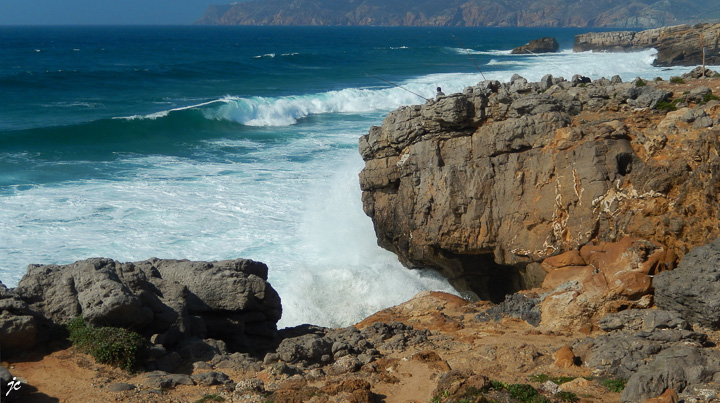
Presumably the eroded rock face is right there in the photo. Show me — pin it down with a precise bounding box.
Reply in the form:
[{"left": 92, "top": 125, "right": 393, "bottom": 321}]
[
  {"left": 654, "top": 238, "right": 720, "bottom": 329},
  {"left": 12, "top": 257, "right": 282, "bottom": 353},
  {"left": 574, "top": 23, "right": 720, "bottom": 67},
  {"left": 359, "top": 73, "right": 720, "bottom": 301}
]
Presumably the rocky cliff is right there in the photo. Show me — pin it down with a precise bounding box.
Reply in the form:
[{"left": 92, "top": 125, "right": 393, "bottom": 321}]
[
  {"left": 574, "top": 22, "right": 720, "bottom": 66},
  {"left": 197, "top": 0, "right": 720, "bottom": 28},
  {"left": 359, "top": 69, "right": 720, "bottom": 304}
]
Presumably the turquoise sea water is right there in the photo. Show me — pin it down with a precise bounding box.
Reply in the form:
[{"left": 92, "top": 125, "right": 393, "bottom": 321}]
[{"left": 0, "top": 26, "right": 696, "bottom": 327}]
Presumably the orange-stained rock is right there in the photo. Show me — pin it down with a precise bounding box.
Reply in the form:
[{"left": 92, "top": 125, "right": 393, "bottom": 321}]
[
  {"left": 541, "top": 250, "right": 587, "bottom": 272},
  {"left": 356, "top": 291, "right": 476, "bottom": 335},
  {"left": 542, "top": 265, "right": 594, "bottom": 290},
  {"left": 553, "top": 345, "right": 577, "bottom": 368},
  {"left": 578, "top": 238, "right": 661, "bottom": 296},
  {"left": 610, "top": 271, "right": 653, "bottom": 298},
  {"left": 643, "top": 388, "right": 679, "bottom": 403}
]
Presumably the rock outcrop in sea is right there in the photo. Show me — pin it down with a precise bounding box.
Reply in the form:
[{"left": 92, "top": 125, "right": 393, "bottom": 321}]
[
  {"left": 511, "top": 37, "right": 560, "bottom": 54},
  {"left": 574, "top": 22, "right": 720, "bottom": 66}
]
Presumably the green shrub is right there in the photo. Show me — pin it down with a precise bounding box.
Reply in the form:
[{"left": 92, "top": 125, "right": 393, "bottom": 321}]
[
  {"left": 195, "top": 395, "right": 225, "bottom": 403},
  {"left": 655, "top": 100, "right": 677, "bottom": 111},
  {"left": 670, "top": 76, "right": 685, "bottom": 84},
  {"left": 506, "top": 384, "right": 551, "bottom": 403},
  {"left": 66, "top": 316, "right": 146, "bottom": 372},
  {"left": 557, "top": 391, "right": 580, "bottom": 402},
  {"left": 635, "top": 78, "right": 646, "bottom": 87},
  {"left": 703, "top": 92, "right": 720, "bottom": 102},
  {"left": 600, "top": 378, "right": 627, "bottom": 393},
  {"left": 489, "top": 380, "right": 508, "bottom": 390}
]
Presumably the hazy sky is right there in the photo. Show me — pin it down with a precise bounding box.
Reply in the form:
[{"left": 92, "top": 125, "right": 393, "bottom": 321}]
[{"left": 0, "top": 0, "right": 223, "bottom": 25}]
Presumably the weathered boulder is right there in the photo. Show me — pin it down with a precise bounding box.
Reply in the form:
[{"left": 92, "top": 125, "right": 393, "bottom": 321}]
[
  {"left": 621, "top": 345, "right": 720, "bottom": 402},
  {"left": 14, "top": 257, "right": 282, "bottom": 353},
  {"left": 0, "top": 281, "right": 42, "bottom": 353},
  {"left": 264, "top": 321, "right": 428, "bottom": 370},
  {"left": 654, "top": 238, "right": 720, "bottom": 329},
  {"left": 574, "top": 23, "right": 720, "bottom": 67},
  {"left": 511, "top": 37, "right": 559, "bottom": 54},
  {"left": 359, "top": 73, "right": 720, "bottom": 305},
  {"left": 574, "top": 309, "right": 720, "bottom": 402},
  {"left": 476, "top": 292, "right": 541, "bottom": 326}
]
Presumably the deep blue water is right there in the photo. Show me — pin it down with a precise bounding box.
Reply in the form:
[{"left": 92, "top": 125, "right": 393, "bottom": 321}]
[{"left": 0, "top": 26, "right": 691, "bottom": 327}]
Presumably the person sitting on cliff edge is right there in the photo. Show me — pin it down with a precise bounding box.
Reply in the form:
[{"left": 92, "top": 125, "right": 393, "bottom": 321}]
[{"left": 436, "top": 87, "right": 445, "bottom": 100}]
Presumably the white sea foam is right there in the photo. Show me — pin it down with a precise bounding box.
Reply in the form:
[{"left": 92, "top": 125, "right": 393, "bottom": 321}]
[
  {"left": 448, "top": 47, "right": 511, "bottom": 56},
  {"left": 204, "top": 88, "right": 427, "bottom": 126},
  {"left": 116, "top": 99, "right": 228, "bottom": 120},
  {"left": 2, "top": 47, "right": 710, "bottom": 329},
  {"left": 252, "top": 53, "right": 276, "bottom": 59},
  {"left": 137, "top": 49, "right": 695, "bottom": 129},
  {"left": 0, "top": 120, "right": 456, "bottom": 328}
]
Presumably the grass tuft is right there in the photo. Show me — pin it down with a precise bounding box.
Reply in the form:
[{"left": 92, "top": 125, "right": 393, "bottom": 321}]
[{"left": 600, "top": 378, "right": 627, "bottom": 393}]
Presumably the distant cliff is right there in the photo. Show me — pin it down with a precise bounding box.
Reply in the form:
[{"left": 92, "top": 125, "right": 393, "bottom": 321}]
[
  {"left": 575, "top": 23, "right": 720, "bottom": 67},
  {"left": 197, "top": 0, "right": 720, "bottom": 28}
]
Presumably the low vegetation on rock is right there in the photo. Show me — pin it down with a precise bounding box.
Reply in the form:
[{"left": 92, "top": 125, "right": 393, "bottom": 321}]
[{"left": 66, "top": 316, "right": 146, "bottom": 372}]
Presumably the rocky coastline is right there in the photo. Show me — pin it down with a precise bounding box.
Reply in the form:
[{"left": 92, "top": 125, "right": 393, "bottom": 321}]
[
  {"left": 3, "top": 68, "right": 720, "bottom": 402},
  {"left": 574, "top": 23, "right": 720, "bottom": 67}
]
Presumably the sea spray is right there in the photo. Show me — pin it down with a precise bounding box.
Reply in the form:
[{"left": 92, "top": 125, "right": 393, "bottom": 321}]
[{"left": 274, "top": 154, "right": 457, "bottom": 328}]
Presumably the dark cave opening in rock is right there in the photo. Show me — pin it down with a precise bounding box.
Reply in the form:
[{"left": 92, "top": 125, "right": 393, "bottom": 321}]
[{"left": 437, "top": 251, "right": 544, "bottom": 303}]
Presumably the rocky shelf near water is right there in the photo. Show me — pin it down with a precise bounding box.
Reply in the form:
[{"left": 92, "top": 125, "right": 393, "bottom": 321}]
[
  {"left": 574, "top": 22, "right": 720, "bottom": 67},
  {"left": 3, "top": 69, "right": 720, "bottom": 402}
]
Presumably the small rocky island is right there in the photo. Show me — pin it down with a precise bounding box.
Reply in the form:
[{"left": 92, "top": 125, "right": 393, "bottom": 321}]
[
  {"left": 3, "top": 68, "right": 720, "bottom": 402},
  {"left": 512, "top": 37, "right": 560, "bottom": 54}
]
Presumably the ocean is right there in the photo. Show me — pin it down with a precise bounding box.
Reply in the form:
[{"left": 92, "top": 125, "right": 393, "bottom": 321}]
[{"left": 0, "top": 26, "right": 695, "bottom": 328}]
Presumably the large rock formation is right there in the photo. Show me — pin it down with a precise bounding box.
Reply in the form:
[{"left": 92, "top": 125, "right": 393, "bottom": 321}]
[
  {"left": 359, "top": 72, "right": 720, "bottom": 303},
  {"left": 1, "top": 258, "right": 282, "bottom": 355},
  {"left": 197, "top": 0, "right": 718, "bottom": 28},
  {"left": 574, "top": 23, "right": 720, "bottom": 66}
]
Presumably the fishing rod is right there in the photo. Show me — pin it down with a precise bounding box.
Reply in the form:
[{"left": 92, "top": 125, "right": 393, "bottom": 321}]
[
  {"left": 451, "top": 35, "right": 487, "bottom": 80},
  {"left": 521, "top": 48, "right": 574, "bottom": 78},
  {"left": 364, "top": 73, "right": 431, "bottom": 102}
]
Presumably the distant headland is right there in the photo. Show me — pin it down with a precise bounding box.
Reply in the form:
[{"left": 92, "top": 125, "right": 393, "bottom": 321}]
[{"left": 196, "top": 0, "right": 720, "bottom": 28}]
